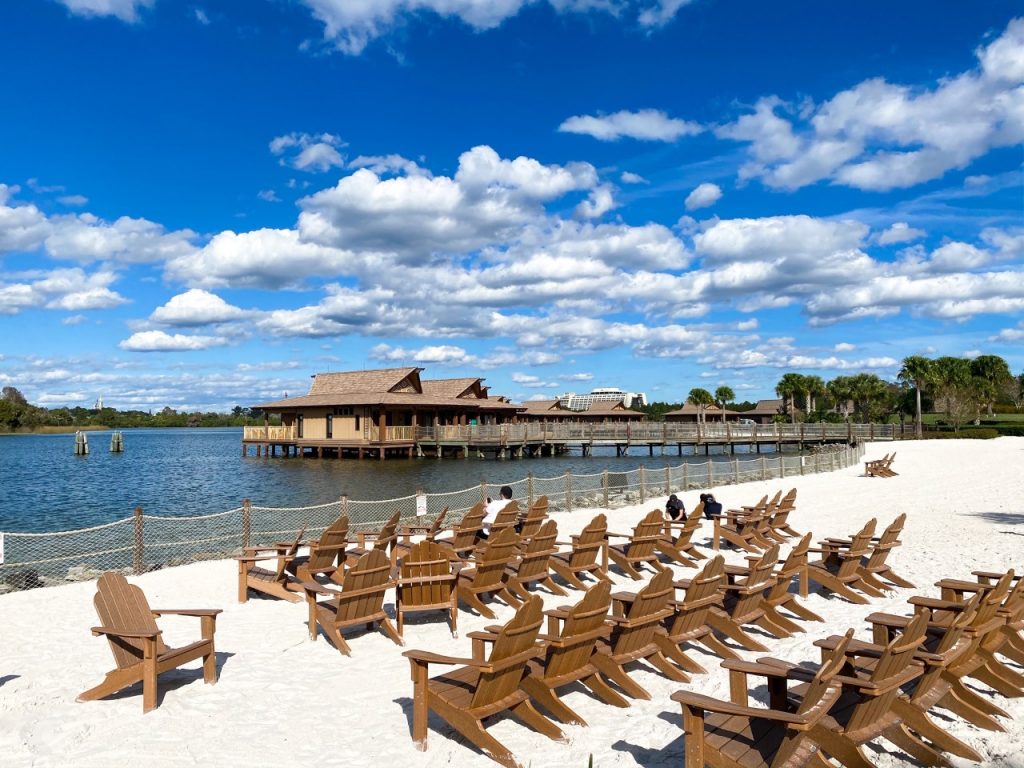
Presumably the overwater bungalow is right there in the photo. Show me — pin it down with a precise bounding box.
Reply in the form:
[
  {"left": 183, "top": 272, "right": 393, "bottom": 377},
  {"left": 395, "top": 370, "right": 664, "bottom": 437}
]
[
  {"left": 245, "top": 367, "right": 523, "bottom": 459},
  {"left": 519, "top": 399, "right": 645, "bottom": 423}
]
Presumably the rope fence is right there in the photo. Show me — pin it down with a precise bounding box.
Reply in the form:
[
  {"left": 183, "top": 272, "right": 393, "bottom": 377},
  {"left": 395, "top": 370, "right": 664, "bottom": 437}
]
[{"left": 0, "top": 443, "right": 865, "bottom": 592}]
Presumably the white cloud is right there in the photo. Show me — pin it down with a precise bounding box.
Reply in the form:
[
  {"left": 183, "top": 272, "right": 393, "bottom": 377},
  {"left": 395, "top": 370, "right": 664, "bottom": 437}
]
[
  {"left": 560, "top": 372, "right": 593, "bottom": 381},
  {"left": 44, "top": 213, "right": 197, "bottom": 264},
  {"left": 0, "top": 268, "right": 128, "bottom": 315},
  {"left": 875, "top": 222, "right": 925, "bottom": 245},
  {"left": 62, "top": 314, "right": 88, "bottom": 325},
  {"left": 574, "top": 185, "right": 616, "bottom": 219},
  {"left": 718, "top": 18, "right": 1024, "bottom": 190},
  {"left": 57, "top": 194, "right": 89, "bottom": 207},
  {"left": 684, "top": 182, "right": 722, "bottom": 211},
  {"left": 990, "top": 321, "right": 1024, "bottom": 343},
  {"left": 150, "top": 289, "right": 249, "bottom": 326},
  {"left": 511, "top": 372, "right": 559, "bottom": 387},
  {"left": 348, "top": 154, "right": 431, "bottom": 177},
  {"left": 56, "top": 0, "right": 153, "bottom": 22},
  {"left": 558, "top": 109, "right": 702, "bottom": 141},
  {"left": 194, "top": 8, "right": 210, "bottom": 25},
  {"left": 620, "top": 171, "right": 648, "bottom": 184},
  {"left": 637, "top": 0, "right": 696, "bottom": 27},
  {"left": 118, "top": 330, "right": 229, "bottom": 352},
  {"left": 0, "top": 186, "right": 51, "bottom": 253},
  {"left": 257, "top": 189, "right": 281, "bottom": 203},
  {"left": 270, "top": 132, "right": 347, "bottom": 172},
  {"left": 834, "top": 342, "right": 856, "bottom": 352}
]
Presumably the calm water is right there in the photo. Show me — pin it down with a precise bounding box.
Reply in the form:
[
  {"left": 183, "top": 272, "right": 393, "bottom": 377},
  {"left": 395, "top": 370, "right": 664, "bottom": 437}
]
[{"left": 0, "top": 428, "right": 781, "bottom": 533}]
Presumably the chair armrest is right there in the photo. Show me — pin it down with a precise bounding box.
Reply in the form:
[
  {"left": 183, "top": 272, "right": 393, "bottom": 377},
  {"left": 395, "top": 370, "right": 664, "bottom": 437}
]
[
  {"left": 92, "top": 626, "right": 161, "bottom": 639},
  {"left": 934, "top": 578, "right": 986, "bottom": 593},
  {"left": 151, "top": 608, "right": 222, "bottom": 617},
  {"left": 908, "top": 596, "right": 967, "bottom": 611},
  {"left": 720, "top": 659, "right": 793, "bottom": 679},
  {"left": 670, "top": 691, "right": 810, "bottom": 724},
  {"left": 402, "top": 650, "right": 492, "bottom": 670}
]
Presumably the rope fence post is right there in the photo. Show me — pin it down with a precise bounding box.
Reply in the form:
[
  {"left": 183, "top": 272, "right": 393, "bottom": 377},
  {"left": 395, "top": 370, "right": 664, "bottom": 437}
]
[
  {"left": 527, "top": 472, "right": 534, "bottom": 506},
  {"left": 242, "top": 498, "right": 251, "bottom": 549},
  {"left": 639, "top": 466, "right": 646, "bottom": 504},
  {"left": 708, "top": 459, "right": 714, "bottom": 488},
  {"left": 565, "top": 471, "right": 572, "bottom": 513},
  {"left": 132, "top": 506, "right": 144, "bottom": 574},
  {"left": 761, "top": 455, "right": 767, "bottom": 481},
  {"left": 732, "top": 457, "right": 739, "bottom": 484},
  {"left": 602, "top": 470, "right": 609, "bottom": 508},
  {"left": 683, "top": 461, "right": 689, "bottom": 490},
  {"left": 341, "top": 494, "right": 349, "bottom": 518},
  {"left": 481, "top": 481, "right": 488, "bottom": 505},
  {"left": 665, "top": 465, "right": 671, "bottom": 495}
]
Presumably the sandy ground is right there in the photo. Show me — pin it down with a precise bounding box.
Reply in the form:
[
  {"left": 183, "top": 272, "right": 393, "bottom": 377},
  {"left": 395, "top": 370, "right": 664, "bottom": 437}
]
[{"left": 0, "top": 438, "right": 1022, "bottom": 768}]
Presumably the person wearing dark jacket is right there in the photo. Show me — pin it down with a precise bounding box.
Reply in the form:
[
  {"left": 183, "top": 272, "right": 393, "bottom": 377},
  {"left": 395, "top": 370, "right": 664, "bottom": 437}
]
[
  {"left": 700, "top": 492, "right": 722, "bottom": 520},
  {"left": 665, "top": 494, "right": 686, "bottom": 522}
]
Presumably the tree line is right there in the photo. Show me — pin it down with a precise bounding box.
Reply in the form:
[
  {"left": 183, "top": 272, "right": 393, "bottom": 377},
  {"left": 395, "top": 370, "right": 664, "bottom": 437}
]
[{"left": 0, "top": 388, "right": 273, "bottom": 433}]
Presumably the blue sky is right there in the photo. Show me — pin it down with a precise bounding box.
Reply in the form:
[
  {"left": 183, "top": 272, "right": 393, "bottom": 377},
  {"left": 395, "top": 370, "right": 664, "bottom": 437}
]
[{"left": 1, "top": 0, "right": 1022, "bottom": 410}]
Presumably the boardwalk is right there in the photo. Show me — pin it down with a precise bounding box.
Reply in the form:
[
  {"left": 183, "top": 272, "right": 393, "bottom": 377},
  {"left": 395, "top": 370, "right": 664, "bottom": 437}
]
[{"left": 242, "top": 422, "right": 898, "bottom": 460}]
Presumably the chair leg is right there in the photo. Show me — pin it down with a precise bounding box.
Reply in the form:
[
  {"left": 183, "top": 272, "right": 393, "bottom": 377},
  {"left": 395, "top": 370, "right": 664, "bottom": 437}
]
[
  {"left": 379, "top": 617, "right": 404, "bottom": 647},
  {"left": 142, "top": 642, "right": 158, "bottom": 714},
  {"left": 655, "top": 635, "right": 708, "bottom": 675},
  {"left": 590, "top": 653, "right": 651, "bottom": 700},
  {"left": 509, "top": 698, "right": 567, "bottom": 743},
  {"left": 520, "top": 677, "right": 587, "bottom": 726},
  {"left": 646, "top": 650, "right": 690, "bottom": 682},
  {"left": 581, "top": 672, "right": 631, "bottom": 708},
  {"left": 970, "top": 660, "right": 1024, "bottom": 698},
  {"left": 549, "top": 563, "right": 586, "bottom": 591},
  {"left": 432, "top": 698, "right": 520, "bottom": 768},
  {"left": 878, "top": 566, "right": 915, "bottom": 588},
  {"left": 698, "top": 631, "right": 742, "bottom": 660},
  {"left": 809, "top": 728, "right": 875, "bottom": 768},
  {"left": 939, "top": 683, "right": 1007, "bottom": 731},
  {"left": 542, "top": 576, "right": 568, "bottom": 597},
  {"left": 783, "top": 597, "right": 825, "bottom": 623},
  {"left": 754, "top": 610, "right": 798, "bottom": 638},
  {"left": 896, "top": 702, "right": 984, "bottom": 763},
  {"left": 458, "top": 588, "right": 497, "bottom": 619},
  {"left": 706, "top": 612, "right": 770, "bottom": 652},
  {"left": 806, "top": 568, "right": 870, "bottom": 604},
  {"left": 883, "top": 723, "right": 951, "bottom": 767},
  {"left": 409, "top": 660, "right": 429, "bottom": 751},
  {"left": 608, "top": 552, "right": 642, "bottom": 580}
]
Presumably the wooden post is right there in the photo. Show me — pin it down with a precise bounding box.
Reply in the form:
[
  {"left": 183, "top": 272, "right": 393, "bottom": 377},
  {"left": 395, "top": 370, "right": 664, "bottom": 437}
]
[
  {"left": 527, "top": 472, "right": 534, "bottom": 506},
  {"left": 341, "top": 494, "right": 349, "bottom": 518},
  {"left": 761, "top": 455, "right": 767, "bottom": 481},
  {"left": 733, "top": 457, "right": 739, "bottom": 484},
  {"left": 683, "top": 461, "right": 689, "bottom": 491},
  {"left": 565, "top": 471, "right": 572, "bottom": 513},
  {"left": 481, "top": 481, "right": 488, "bottom": 504},
  {"left": 602, "top": 469, "right": 609, "bottom": 508},
  {"left": 665, "top": 465, "right": 671, "bottom": 495},
  {"left": 639, "top": 466, "right": 646, "bottom": 504},
  {"left": 132, "top": 507, "right": 144, "bottom": 574},
  {"left": 707, "top": 460, "right": 713, "bottom": 488},
  {"left": 241, "top": 498, "right": 251, "bottom": 549}
]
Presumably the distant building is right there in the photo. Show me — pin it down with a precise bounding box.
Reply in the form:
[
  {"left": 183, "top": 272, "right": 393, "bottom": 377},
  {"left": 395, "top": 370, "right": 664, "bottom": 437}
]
[
  {"left": 557, "top": 387, "right": 647, "bottom": 411},
  {"left": 520, "top": 398, "right": 645, "bottom": 423}
]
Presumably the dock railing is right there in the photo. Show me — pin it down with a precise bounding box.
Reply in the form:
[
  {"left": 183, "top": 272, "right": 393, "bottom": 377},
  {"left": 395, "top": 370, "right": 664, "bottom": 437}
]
[{"left": 0, "top": 443, "right": 866, "bottom": 593}]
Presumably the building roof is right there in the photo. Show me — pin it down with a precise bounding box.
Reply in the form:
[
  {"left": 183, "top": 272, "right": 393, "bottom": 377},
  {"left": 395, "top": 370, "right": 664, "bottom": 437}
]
[
  {"left": 254, "top": 391, "right": 522, "bottom": 411},
  {"left": 518, "top": 399, "right": 561, "bottom": 415},
  {"left": 421, "top": 378, "right": 485, "bottom": 399},
  {"left": 664, "top": 403, "right": 737, "bottom": 417},
  {"left": 744, "top": 399, "right": 785, "bottom": 416},
  {"left": 581, "top": 401, "right": 645, "bottom": 418},
  {"left": 308, "top": 367, "right": 423, "bottom": 396}
]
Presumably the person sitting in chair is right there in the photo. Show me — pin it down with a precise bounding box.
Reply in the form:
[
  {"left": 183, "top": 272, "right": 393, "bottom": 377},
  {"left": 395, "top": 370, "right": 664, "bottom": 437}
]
[{"left": 481, "top": 485, "right": 513, "bottom": 538}]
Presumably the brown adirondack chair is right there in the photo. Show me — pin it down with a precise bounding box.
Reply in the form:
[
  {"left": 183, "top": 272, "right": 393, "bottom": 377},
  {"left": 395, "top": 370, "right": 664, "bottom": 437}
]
[
  {"left": 520, "top": 580, "right": 628, "bottom": 725},
  {"left": 345, "top": 510, "right": 400, "bottom": 566},
  {"left": 504, "top": 519, "right": 567, "bottom": 601},
  {"left": 946, "top": 569, "right": 1024, "bottom": 666},
  {"left": 774, "top": 611, "right": 929, "bottom": 768},
  {"left": 760, "top": 533, "right": 824, "bottom": 634},
  {"left": 869, "top": 570, "right": 1018, "bottom": 732},
  {"left": 606, "top": 509, "right": 666, "bottom": 580},
  {"left": 816, "top": 594, "right": 986, "bottom": 766},
  {"left": 394, "top": 507, "right": 448, "bottom": 561},
  {"left": 403, "top": 595, "right": 564, "bottom": 768},
  {"left": 855, "top": 513, "right": 915, "bottom": 590},
  {"left": 804, "top": 518, "right": 877, "bottom": 604},
  {"left": 287, "top": 515, "right": 349, "bottom": 582},
  {"left": 865, "top": 452, "right": 897, "bottom": 477},
  {"left": 488, "top": 500, "right": 521, "bottom": 537},
  {"left": 671, "top": 630, "right": 853, "bottom": 768},
  {"left": 303, "top": 548, "right": 401, "bottom": 655},
  {"left": 236, "top": 524, "right": 307, "bottom": 603},
  {"left": 78, "top": 572, "right": 221, "bottom": 713},
  {"left": 704, "top": 544, "right": 781, "bottom": 651},
  {"left": 657, "top": 504, "right": 705, "bottom": 566},
  {"left": 517, "top": 496, "right": 549, "bottom": 540},
  {"left": 655, "top": 555, "right": 739, "bottom": 675},
  {"left": 711, "top": 495, "right": 773, "bottom": 553},
  {"left": 456, "top": 526, "right": 522, "bottom": 619},
  {"left": 436, "top": 503, "right": 486, "bottom": 559},
  {"left": 550, "top": 513, "right": 609, "bottom": 590},
  {"left": 396, "top": 539, "right": 459, "bottom": 637},
  {"left": 590, "top": 568, "right": 689, "bottom": 699},
  {"left": 765, "top": 488, "right": 801, "bottom": 541}
]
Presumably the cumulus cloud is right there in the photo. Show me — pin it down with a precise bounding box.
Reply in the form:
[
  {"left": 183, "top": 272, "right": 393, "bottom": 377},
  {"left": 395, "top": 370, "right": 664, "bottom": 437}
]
[
  {"left": 0, "top": 185, "right": 51, "bottom": 253},
  {"left": 875, "top": 222, "right": 925, "bottom": 245},
  {"left": 44, "top": 213, "right": 197, "bottom": 264},
  {"left": 348, "top": 154, "right": 431, "bottom": 177},
  {"left": 574, "top": 185, "right": 617, "bottom": 219},
  {"left": 620, "top": 171, "right": 648, "bottom": 184},
  {"left": 270, "top": 132, "right": 347, "bottom": 172},
  {"left": 57, "top": 194, "right": 89, "bottom": 207},
  {"left": 684, "top": 182, "right": 722, "bottom": 211},
  {"left": 0, "top": 268, "right": 128, "bottom": 315},
  {"left": 150, "top": 289, "right": 250, "bottom": 326},
  {"left": 559, "top": 109, "right": 703, "bottom": 141},
  {"left": 55, "top": 0, "right": 153, "bottom": 22},
  {"left": 717, "top": 18, "right": 1024, "bottom": 190},
  {"left": 637, "top": 0, "right": 696, "bottom": 27},
  {"left": 118, "top": 330, "right": 230, "bottom": 352}
]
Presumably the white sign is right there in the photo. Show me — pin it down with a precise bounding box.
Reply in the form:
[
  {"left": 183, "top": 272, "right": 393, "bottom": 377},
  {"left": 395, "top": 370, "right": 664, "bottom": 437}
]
[{"left": 415, "top": 493, "right": 427, "bottom": 517}]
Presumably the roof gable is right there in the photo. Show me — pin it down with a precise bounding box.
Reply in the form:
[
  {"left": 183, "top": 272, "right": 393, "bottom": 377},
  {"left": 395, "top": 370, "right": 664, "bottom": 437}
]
[
  {"left": 308, "top": 367, "right": 423, "bottom": 396},
  {"left": 421, "top": 377, "right": 487, "bottom": 400}
]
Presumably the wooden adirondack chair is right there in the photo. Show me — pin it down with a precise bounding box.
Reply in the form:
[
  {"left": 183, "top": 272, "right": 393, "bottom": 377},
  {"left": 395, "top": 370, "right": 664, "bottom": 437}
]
[
  {"left": 765, "top": 488, "right": 801, "bottom": 541},
  {"left": 946, "top": 569, "right": 1024, "bottom": 666},
  {"left": 671, "top": 630, "right": 853, "bottom": 768},
  {"left": 550, "top": 513, "right": 609, "bottom": 590},
  {"left": 396, "top": 539, "right": 459, "bottom": 638},
  {"left": 853, "top": 513, "right": 915, "bottom": 590},
  {"left": 606, "top": 509, "right": 666, "bottom": 580},
  {"left": 868, "top": 570, "right": 1018, "bottom": 733},
  {"left": 403, "top": 595, "right": 564, "bottom": 768},
  {"left": 504, "top": 520, "right": 567, "bottom": 601},
  {"left": 590, "top": 568, "right": 689, "bottom": 700},
  {"left": 287, "top": 515, "right": 349, "bottom": 582},
  {"left": 394, "top": 507, "right": 448, "bottom": 561},
  {"left": 236, "top": 524, "right": 307, "bottom": 603},
  {"left": 704, "top": 544, "right": 782, "bottom": 651},
  {"left": 711, "top": 495, "right": 773, "bottom": 553},
  {"left": 303, "top": 548, "right": 402, "bottom": 655},
  {"left": 657, "top": 504, "right": 705, "bottom": 566},
  {"left": 655, "top": 555, "right": 739, "bottom": 675},
  {"left": 78, "top": 572, "right": 221, "bottom": 713},
  {"left": 804, "top": 518, "right": 877, "bottom": 604},
  {"left": 436, "top": 503, "right": 486, "bottom": 559},
  {"left": 488, "top": 500, "right": 521, "bottom": 537},
  {"left": 816, "top": 594, "right": 986, "bottom": 766},
  {"left": 456, "top": 526, "right": 522, "bottom": 619},
  {"left": 519, "top": 580, "right": 627, "bottom": 726},
  {"left": 345, "top": 510, "right": 400, "bottom": 567},
  {"left": 760, "top": 533, "right": 824, "bottom": 634},
  {"left": 865, "top": 453, "right": 897, "bottom": 477},
  {"left": 517, "top": 496, "right": 549, "bottom": 540}
]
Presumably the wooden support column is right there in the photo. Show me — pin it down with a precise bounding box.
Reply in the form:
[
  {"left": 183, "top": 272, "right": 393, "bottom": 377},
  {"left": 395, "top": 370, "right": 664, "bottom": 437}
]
[{"left": 378, "top": 410, "right": 387, "bottom": 461}]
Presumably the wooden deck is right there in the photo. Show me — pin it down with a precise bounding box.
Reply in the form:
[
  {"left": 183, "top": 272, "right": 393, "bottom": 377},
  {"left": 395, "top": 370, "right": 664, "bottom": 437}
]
[{"left": 242, "top": 422, "right": 899, "bottom": 460}]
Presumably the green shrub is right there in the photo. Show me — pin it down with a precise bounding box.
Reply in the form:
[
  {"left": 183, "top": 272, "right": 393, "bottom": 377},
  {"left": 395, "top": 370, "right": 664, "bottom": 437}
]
[{"left": 923, "top": 428, "right": 999, "bottom": 440}]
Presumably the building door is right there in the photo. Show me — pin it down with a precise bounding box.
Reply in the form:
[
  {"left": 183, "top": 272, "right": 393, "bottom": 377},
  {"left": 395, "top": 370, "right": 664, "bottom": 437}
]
[
  {"left": 326, "top": 413, "right": 333, "bottom": 439},
  {"left": 297, "top": 414, "right": 304, "bottom": 438}
]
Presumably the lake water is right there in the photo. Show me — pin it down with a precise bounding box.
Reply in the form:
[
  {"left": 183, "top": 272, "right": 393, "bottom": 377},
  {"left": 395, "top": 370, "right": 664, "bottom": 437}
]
[{"left": 0, "top": 428, "right": 784, "bottom": 533}]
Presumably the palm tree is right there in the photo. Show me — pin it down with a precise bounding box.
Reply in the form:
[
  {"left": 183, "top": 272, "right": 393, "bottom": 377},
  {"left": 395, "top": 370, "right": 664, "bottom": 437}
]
[
  {"left": 687, "top": 388, "right": 714, "bottom": 426},
  {"left": 775, "top": 373, "right": 805, "bottom": 423},
  {"left": 969, "top": 354, "right": 1012, "bottom": 417},
  {"left": 849, "top": 373, "right": 889, "bottom": 422},
  {"left": 714, "top": 386, "right": 735, "bottom": 423},
  {"left": 803, "top": 375, "right": 826, "bottom": 420},
  {"left": 898, "top": 355, "right": 933, "bottom": 438},
  {"left": 932, "top": 356, "right": 973, "bottom": 430},
  {"left": 827, "top": 376, "right": 855, "bottom": 422}
]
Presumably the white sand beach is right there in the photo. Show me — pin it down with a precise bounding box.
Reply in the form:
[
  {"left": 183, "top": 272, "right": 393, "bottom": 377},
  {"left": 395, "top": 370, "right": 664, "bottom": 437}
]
[{"left": 1, "top": 437, "right": 1022, "bottom": 768}]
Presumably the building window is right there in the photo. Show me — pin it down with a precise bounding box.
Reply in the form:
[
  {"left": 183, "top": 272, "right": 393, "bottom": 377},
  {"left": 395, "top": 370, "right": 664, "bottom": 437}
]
[
  {"left": 334, "top": 406, "right": 354, "bottom": 416},
  {"left": 297, "top": 414, "right": 304, "bottom": 438},
  {"left": 355, "top": 415, "right": 360, "bottom": 431},
  {"left": 326, "top": 413, "right": 333, "bottom": 439}
]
